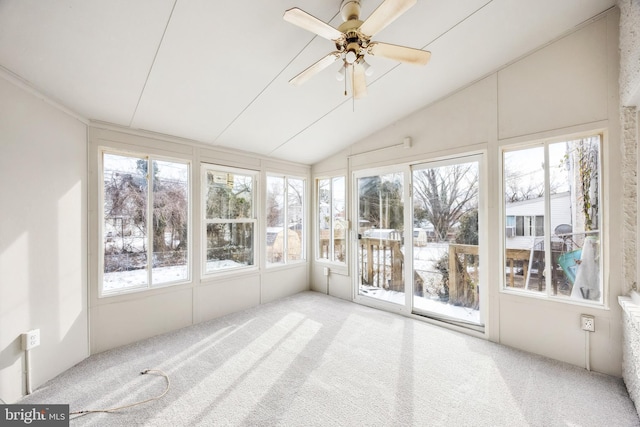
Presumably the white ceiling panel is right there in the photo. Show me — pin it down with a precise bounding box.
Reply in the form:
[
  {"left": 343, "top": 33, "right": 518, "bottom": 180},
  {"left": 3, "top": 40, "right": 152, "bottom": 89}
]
[
  {"left": 0, "top": 0, "right": 174, "bottom": 125},
  {"left": 0, "top": 0, "right": 617, "bottom": 164},
  {"left": 130, "top": 0, "right": 319, "bottom": 141}
]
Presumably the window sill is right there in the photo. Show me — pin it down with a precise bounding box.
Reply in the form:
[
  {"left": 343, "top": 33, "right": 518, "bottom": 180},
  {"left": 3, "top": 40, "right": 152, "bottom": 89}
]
[
  {"left": 200, "top": 265, "right": 259, "bottom": 282},
  {"left": 500, "top": 287, "right": 608, "bottom": 310},
  {"left": 265, "top": 261, "right": 308, "bottom": 271},
  {"left": 619, "top": 292, "right": 640, "bottom": 330},
  {"left": 97, "top": 279, "right": 192, "bottom": 300}
]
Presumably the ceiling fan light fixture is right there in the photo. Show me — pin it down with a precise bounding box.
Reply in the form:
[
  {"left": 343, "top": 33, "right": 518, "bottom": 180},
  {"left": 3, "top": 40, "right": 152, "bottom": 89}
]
[
  {"left": 360, "top": 58, "right": 374, "bottom": 76},
  {"left": 345, "top": 50, "right": 358, "bottom": 64}
]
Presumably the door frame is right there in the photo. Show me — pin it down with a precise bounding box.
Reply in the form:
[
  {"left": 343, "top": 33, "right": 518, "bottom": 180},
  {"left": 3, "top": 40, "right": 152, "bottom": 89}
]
[
  {"left": 351, "top": 152, "right": 487, "bottom": 332},
  {"left": 410, "top": 153, "right": 487, "bottom": 329},
  {"left": 352, "top": 164, "right": 413, "bottom": 315}
]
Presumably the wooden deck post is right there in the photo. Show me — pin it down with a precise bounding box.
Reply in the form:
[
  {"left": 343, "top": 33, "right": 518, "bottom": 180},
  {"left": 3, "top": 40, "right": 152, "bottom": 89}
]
[
  {"left": 449, "top": 245, "right": 458, "bottom": 303},
  {"left": 391, "top": 241, "right": 403, "bottom": 291},
  {"left": 366, "top": 240, "right": 373, "bottom": 285}
]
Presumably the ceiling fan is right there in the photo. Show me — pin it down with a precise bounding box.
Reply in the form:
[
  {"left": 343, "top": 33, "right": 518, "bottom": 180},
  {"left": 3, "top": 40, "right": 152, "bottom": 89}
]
[{"left": 283, "top": 0, "right": 431, "bottom": 99}]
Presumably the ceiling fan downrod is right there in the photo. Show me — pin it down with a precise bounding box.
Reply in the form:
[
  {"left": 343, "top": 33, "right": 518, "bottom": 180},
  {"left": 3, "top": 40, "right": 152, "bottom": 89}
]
[{"left": 340, "top": 0, "right": 362, "bottom": 21}]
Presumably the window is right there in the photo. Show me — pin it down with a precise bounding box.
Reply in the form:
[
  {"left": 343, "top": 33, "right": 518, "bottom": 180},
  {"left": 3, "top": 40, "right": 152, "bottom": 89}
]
[
  {"left": 508, "top": 215, "right": 544, "bottom": 237},
  {"left": 203, "top": 166, "right": 256, "bottom": 273},
  {"left": 266, "top": 175, "right": 305, "bottom": 265},
  {"left": 503, "top": 135, "right": 602, "bottom": 303},
  {"left": 317, "top": 176, "right": 346, "bottom": 263},
  {"left": 101, "top": 152, "right": 189, "bottom": 295}
]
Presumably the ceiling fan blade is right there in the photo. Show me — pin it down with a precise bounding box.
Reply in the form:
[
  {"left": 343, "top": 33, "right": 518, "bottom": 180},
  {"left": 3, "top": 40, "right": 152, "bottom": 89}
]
[
  {"left": 359, "top": 0, "right": 416, "bottom": 38},
  {"left": 283, "top": 8, "right": 344, "bottom": 41},
  {"left": 367, "top": 42, "right": 431, "bottom": 65},
  {"left": 289, "top": 52, "right": 342, "bottom": 86},
  {"left": 352, "top": 63, "right": 367, "bottom": 99}
]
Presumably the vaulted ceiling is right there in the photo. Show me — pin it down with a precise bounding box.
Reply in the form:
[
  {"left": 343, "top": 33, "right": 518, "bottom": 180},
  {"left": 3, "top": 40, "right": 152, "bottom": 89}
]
[{"left": 0, "top": 0, "right": 616, "bottom": 164}]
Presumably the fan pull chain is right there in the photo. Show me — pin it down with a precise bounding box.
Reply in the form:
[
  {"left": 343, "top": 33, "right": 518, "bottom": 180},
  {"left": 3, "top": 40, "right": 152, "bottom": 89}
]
[
  {"left": 351, "top": 65, "right": 355, "bottom": 112},
  {"left": 344, "top": 66, "right": 347, "bottom": 96}
]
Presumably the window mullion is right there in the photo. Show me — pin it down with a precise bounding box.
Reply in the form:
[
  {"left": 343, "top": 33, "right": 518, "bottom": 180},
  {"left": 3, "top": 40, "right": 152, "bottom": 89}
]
[
  {"left": 543, "top": 145, "right": 552, "bottom": 297},
  {"left": 146, "top": 157, "right": 153, "bottom": 288},
  {"left": 329, "top": 178, "right": 334, "bottom": 262},
  {"left": 284, "top": 177, "right": 289, "bottom": 263}
]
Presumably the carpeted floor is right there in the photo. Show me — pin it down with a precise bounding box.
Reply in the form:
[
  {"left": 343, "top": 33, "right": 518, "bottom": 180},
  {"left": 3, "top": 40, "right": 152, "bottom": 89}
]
[{"left": 20, "top": 291, "right": 640, "bottom": 426}]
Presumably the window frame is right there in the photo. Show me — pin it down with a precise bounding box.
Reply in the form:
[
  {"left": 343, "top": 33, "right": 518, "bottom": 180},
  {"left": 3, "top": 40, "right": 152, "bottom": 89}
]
[
  {"left": 201, "top": 164, "right": 259, "bottom": 276},
  {"left": 99, "top": 149, "right": 191, "bottom": 297},
  {"left": 500, "top": 133, "right": 605, "bottom": 306},
  {"left": 511, "top": 215, "right": 544, "bottom": 237},
  {"left": 316, "top": 175, "right": 347, "bottom": 266},
  {"left": 265, "top": 173, "right": 307, "bottom": 267}
]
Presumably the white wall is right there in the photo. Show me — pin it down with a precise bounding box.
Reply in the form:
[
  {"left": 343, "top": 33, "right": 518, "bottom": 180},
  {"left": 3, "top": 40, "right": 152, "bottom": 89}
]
[
  {"left": 0, "top": 75, "right": 88, "bottom": 402},
  {"left": 88, "top": 126, "right": 310, "bottom": 354},
  {"left": 312, "top": 10, "right": 623, "bottom": 376},
  {"left": 0, "top": 79, "right": 311, "bottom": 400}
]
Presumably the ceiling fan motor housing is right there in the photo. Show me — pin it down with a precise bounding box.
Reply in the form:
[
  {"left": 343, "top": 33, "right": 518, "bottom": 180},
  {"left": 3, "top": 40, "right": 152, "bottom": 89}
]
[{"left": 337, "top": 18, "right": 366, "bottom": 62}]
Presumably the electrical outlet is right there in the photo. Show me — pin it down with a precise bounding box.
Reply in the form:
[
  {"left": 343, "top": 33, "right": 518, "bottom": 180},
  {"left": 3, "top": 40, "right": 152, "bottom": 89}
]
[
  {"left": 21, "top": 329, "right": 40, "bottom": 350},
  {"left": 581, "top": 315, "right": 595, "bottom": 332}
]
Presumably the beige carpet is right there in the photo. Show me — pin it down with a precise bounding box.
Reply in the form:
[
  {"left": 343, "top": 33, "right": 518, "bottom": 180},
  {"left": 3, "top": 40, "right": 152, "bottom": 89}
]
[{"left": 21, "top": 291, "right": 640, "bottom": 426}]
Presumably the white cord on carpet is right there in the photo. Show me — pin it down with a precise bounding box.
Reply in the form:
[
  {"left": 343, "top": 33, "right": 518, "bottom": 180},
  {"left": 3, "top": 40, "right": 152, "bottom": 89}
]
[{"left": 69, "top": 369, "right": 170, "bottom": 420}]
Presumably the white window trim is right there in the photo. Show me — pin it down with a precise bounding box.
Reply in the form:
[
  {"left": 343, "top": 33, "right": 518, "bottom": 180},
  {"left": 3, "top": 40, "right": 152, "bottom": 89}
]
[
  {"left": 315, "top": 175, "right": 347, "bottom": 266},
  {"left": 201, "top": 164, "right": 259, "bottom": 277},
  {"left": 99, "top": 149, "right": 192, "bottom": 297},
  {"left": 499, "top": 134, "right": 605, "bottom": 307},
  {"left": 266, "top": 173, "right": 307, "bottom": 268}
]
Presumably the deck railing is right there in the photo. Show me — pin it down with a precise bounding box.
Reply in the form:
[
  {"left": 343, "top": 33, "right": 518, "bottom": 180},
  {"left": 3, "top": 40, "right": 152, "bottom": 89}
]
[
  {"left": 448, "top": 244, "right": 480, "bottom": 309},
  {"left": 359, "top": 237, "right": 403, "bottom": 291}
]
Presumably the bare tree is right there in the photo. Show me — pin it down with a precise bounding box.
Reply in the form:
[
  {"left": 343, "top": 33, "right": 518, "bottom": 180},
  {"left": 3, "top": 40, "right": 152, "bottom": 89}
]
[
  {"left": 266, "top": 178, "right": 283, "bottom": 227},
  {"left": 287, "top": 179, "right": 304, "bottom": 226},
  {"left": 574, "top": 137, "right": 599, "bottom": 231},
  {"left": 205, "top": 173, "right": 252, "bottom": 219},
  {"left": 504, "top": 166, "right": 546, "bottom": 203},
  {"left": 413, "top": 164, "right": 478, "bottom": 241},
  {"left": 359, "top": 175, "right": 403, "bottom": 230},
  {"left": 504, "top": 161, "right": 563, "bottom": 203},
  {"left": 104, "top": 159, "right": 188, "bottom": 272}
]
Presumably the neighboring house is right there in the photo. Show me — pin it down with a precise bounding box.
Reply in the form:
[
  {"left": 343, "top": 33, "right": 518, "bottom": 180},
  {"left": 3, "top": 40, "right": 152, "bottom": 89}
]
[
  {"left": 505, "top": 192, "right": 572, "bottom": 250},
  {"left": 266, "top": 226, "right": 302, "bottom": 263}
]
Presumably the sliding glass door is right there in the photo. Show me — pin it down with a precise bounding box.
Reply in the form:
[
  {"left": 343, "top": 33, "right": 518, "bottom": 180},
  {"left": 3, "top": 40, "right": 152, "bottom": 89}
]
[
  {"left": 353, "top": 155, "right": 485, "bottom": 328},
  {"left": 411, "top": 157, "right": 483, "bottom": 327},
  {"left": 355, "top": 169, "right": 408, "bottom": 308}
]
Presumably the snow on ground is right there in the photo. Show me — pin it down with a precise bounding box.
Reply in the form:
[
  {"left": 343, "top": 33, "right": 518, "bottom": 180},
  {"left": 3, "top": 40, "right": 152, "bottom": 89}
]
[
  {"left": 103, "top": 264, "right": 188, "bottom": 291},
  {"left": 204, "top": 259, "right": 245, "bottom": 272},
  {"left": 104, "top": 244, "right": 480, "bottom": 325},
  {"left": 359, "top": 285, "right": 481, "bottom": 324},
  {"left": 360, "top": 243, "right": 481, "bottom": 325},
  {"left": 103, "top": 259, "right": 246, "bottom": 292}
]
